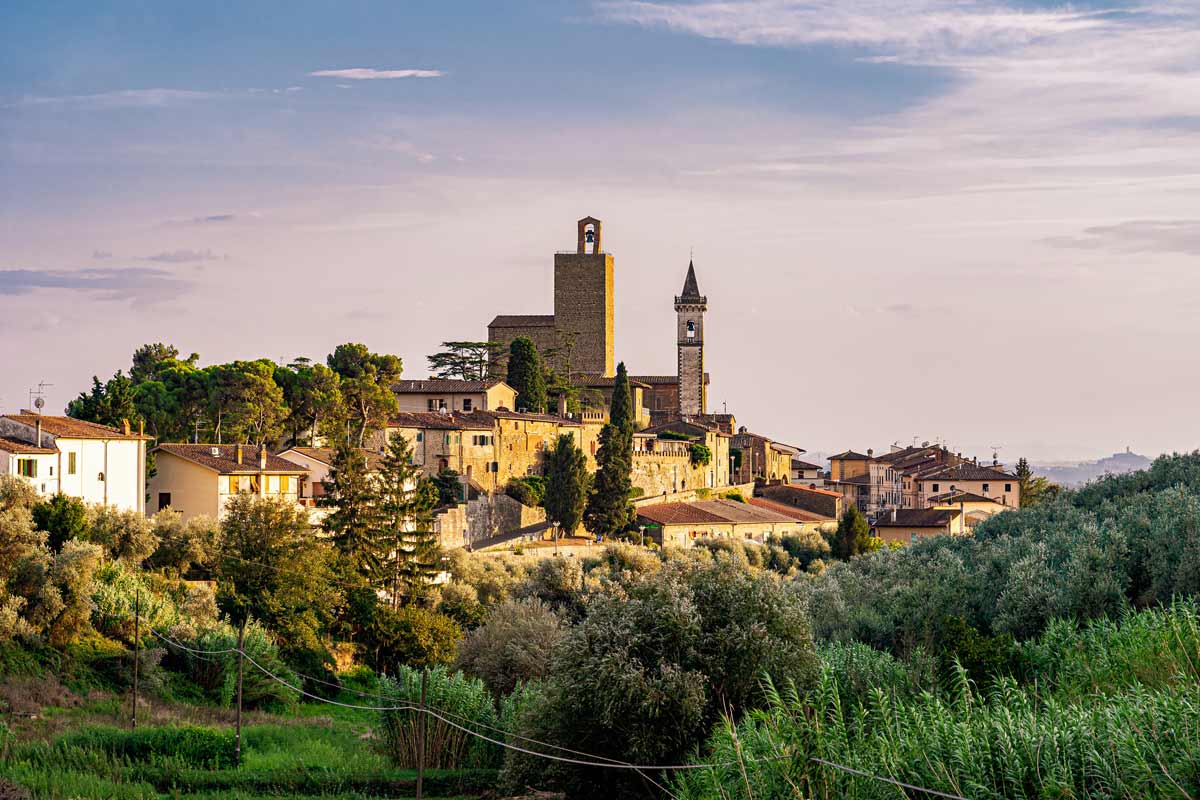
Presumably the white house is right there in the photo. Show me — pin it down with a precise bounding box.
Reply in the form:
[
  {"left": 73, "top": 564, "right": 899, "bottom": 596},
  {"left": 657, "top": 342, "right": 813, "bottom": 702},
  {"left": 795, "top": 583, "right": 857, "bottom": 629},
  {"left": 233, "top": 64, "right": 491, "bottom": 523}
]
[{"left": 0, "top": 413, "right": 149, "bottom": 512}]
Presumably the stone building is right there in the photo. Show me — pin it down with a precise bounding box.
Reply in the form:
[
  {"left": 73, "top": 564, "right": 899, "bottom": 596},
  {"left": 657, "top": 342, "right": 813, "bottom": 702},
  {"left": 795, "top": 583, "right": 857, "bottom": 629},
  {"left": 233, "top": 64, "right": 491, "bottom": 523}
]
[
  {"left": 675, "top": 261, "right": 707, "bottom": 416},
  {"left": 393, "top": 379, "right": 516, "bottom": 414},
  {"left": 488, "top": 216, "right": 615, "bottom": 378}
]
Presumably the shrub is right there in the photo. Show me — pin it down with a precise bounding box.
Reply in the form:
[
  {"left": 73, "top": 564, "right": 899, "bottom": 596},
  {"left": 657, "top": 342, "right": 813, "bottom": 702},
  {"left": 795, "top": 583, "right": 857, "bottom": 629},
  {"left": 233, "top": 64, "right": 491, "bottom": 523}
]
[
  {"left": 689, "top": 443, "right": 711, "bottom": 466},
  {"left": 31, "top": 494, "right": 88, "bottom": 552},
  {"left": 722, "top": 489, "right": 746, "bottom": 503},
  {"left": 455, "top": 598, "right": 563, "bottom": 695},
  {"left": 367, "top": 606, "right": 461, "bottom": 671},
  {"left": 54, "top": 725, "right": 235, "bottom": 768},
  {"left": 505, "top": 476, "right": 545, "bottom": 507},
  {"left": 377, "top": 666, "right": 501, "bottom": 770}
]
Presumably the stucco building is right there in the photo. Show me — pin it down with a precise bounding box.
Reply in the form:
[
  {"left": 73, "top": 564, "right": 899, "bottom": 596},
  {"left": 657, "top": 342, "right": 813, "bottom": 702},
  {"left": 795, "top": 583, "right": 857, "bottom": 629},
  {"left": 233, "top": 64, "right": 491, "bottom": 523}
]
[
  {"left": 148, "top": 443, "right": 307, "bottom": 521},
  {"left": 0, "top": 414, "right": 149, "bottom": 512},
  {"left": 393, "top": 379, "right": 516, "bottom": 414},
  {"left": 636, "top": 498, "right": 803, "bottom": 547}
]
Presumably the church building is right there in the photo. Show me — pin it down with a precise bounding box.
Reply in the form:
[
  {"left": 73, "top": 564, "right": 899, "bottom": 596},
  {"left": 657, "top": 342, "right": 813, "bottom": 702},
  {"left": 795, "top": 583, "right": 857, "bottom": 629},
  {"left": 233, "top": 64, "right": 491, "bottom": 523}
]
[{"left": 486, "top": 216, "right": 711, "bottom": 424}]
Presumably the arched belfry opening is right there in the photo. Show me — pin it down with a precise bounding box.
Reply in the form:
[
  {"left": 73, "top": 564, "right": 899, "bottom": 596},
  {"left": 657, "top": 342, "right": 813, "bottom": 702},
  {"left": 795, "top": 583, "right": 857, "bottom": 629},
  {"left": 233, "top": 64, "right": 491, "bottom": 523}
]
[{"left": 576, "top": 216, "right": 602, "bottom": 255}]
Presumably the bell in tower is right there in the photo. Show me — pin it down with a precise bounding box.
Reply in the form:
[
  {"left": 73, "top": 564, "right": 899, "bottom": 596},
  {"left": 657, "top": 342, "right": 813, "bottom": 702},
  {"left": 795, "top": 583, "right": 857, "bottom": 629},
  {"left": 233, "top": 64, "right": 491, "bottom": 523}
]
[{"left": 576, "top": 216, "right": 603, "bottom": 255}]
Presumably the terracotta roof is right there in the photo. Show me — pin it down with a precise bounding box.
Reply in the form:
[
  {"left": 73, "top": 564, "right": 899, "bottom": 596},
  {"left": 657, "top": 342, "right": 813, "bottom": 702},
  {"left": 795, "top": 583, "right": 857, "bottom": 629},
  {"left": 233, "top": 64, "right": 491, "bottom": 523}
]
[
  {"left": 830, "top": 450, "right": 872, "bottom": 461},
  {"left": 874, "top": 508, "right": 959, "bottom": 528},
  {"left": 764, "top": 483, "right": 841, "bottom": 499},
  {"left": 835, "top": 474, "right": 872, "bottom": 485},
  {"left": 388, "top": 411, "right": 496, "bottom": 431},
  {"left": 489, "top": 314, "right": 555, "bottom": 328},
  {"left": 791, "top": 459, "right": 822, "bottom": 471},
  {"left": 928, "top": 491, "right": 1003, "bottom": 505},
  {"left": 277, "top": 447, "right": 385, "bottom": 471},
  {"left": 483, "top": 410, "right": 582, "bottom": 426},
  {"left": 626, "top": 374, "right": 711, "bottom": 386},
  {"left": 3, "top": 414, "right": 151, "bottom": 440},
  {"left": 154, "top": 444, "right": 309, "bottom": 475},
  {"left": 747, "top": 497, "right": 833, "bottom": 523},
  {"left": 0, "top": 436, "right": 56, "bottom": 455},
  {"left": 921, "top": 464, "right": 1016, "bottom": 481},
  {"left": 637, "top": 498, "right": 795, "bottom": 527},
  {"left": 394, "top": 379, "right": 506, "bottom": 393},
  {"left": 572, "top": 374, "right": 652, "bottom": 389}
]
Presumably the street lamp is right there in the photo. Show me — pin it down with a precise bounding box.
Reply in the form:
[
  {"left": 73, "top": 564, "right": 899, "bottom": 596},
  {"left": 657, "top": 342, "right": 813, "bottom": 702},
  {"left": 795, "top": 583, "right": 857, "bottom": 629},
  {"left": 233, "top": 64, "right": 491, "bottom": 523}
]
[{"left": 639, "top": 524, "right": 646, "bottom": 548}]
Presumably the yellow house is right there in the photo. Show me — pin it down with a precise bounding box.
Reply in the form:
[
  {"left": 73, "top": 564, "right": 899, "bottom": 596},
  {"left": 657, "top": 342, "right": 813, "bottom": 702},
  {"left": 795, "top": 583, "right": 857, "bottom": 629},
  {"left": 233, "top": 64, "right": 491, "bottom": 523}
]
[
  {"left": 873, "top": 507, "right": 962, "bottom": 545},
  {"left": 636, "top": 498, "right": 804, "bottom": 547},
  {"left": 930, "top": 491, "right": 1010, "bottom": 531},
  {"left": 393, "top": 379, "right": 517, "bottom": 414},
  {"left": 918, "top": 464, "right": 1021, "bottom": 509},
  {"left": 149, "top": 443, "right": 307, "bottom": 521}
]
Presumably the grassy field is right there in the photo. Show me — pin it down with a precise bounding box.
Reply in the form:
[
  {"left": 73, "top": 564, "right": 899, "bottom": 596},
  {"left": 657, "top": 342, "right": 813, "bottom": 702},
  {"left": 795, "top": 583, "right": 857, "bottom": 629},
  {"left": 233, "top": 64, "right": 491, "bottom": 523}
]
[{"left": 0, "top": 675, "right": 496, "bottom": 800}]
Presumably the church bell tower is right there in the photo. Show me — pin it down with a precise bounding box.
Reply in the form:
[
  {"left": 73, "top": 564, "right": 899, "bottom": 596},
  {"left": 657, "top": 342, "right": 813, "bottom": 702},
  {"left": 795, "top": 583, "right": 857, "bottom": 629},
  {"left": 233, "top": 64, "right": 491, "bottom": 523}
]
[{"left": 675, "top": 260, "right": 707, "bottom": 416}]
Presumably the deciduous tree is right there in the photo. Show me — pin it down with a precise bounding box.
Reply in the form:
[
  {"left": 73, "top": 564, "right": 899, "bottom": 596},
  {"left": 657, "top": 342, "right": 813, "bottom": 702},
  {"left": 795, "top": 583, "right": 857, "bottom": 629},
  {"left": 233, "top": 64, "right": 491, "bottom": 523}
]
[{"left": 327, "top": 343, "right": 402, "bottom": 446}]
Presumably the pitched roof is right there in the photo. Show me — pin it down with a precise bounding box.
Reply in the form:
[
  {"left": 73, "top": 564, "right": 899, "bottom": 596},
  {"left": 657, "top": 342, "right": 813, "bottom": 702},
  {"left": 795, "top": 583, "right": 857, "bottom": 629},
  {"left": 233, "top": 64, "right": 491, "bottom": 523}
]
[
  {"left": 874, "top": 508, "right": 959, "bottom": 528},
  {"left": 394, "top": 379, "right": 506, "bottom": 393},
  {"left": 277, "top": 447, "right": 385, "bottom": 471},
  {"left": 483, "top": 410, "right": 582, "bottom": 426},
  {"left": 388, "top": 411, "right": 496, "bottom": 431},
  {"left": 763, "top": 483, "right": 842, "bottom": 499},
  {"left": 747, "top": 497, "right": 833, "bottom": 523},
  {"left": 0, "top": 436, "right": 56, "bottom": 455},
  {"left": 154, "top": 444, "right": 309, "bottom": 475},
  {"left": 791, "top": 458, "right": 822, "bottom": 471},
  {"left": 676, "top": 261, "right": 705, "bottom": 303},
  {"left": 488, "top": 314, "right": 555, "bottom": 328},
  {"left": 637, "top": 498, "right": 795, "bottom": 527},
  {"left": 572, "top": 374, "right": 652, "bottom": 389},
  {"left": 836, "top": 473, "right": 872, "bottom": 485},
  {"left": 3, "top": 414, "right": 151, "bottom": 440},
  {"left": 928, "top": 491, "right": 1004, "bottom": 505},
  {"left": 830, "top": 450, "right": 872, "bottom": 461},
  {"left": 921, "top": 464, "right": 1016, "bottom": 481},
  {"left": 626, "top": 374, "right": 711, "bottom": 386}
]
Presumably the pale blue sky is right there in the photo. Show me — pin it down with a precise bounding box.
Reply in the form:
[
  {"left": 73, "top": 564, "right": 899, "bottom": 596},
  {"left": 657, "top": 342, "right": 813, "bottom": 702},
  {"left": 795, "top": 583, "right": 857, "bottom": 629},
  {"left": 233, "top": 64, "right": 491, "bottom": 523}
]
[{"left": 3, "top": 1, "right": 1199, "bottom": 461}]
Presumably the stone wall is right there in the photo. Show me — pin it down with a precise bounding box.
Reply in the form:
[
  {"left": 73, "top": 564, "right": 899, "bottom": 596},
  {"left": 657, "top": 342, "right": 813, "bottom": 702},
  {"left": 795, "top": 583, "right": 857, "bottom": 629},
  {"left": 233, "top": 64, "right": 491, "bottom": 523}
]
[
  {"left": 434, "top": 504, "right": 469, "bottom": 549},
  {"left": 465, "top": 492, "right": 546, "bottom": 545},
  {"left": 554, "top": 252, "right": 614, "bottom": 377}
]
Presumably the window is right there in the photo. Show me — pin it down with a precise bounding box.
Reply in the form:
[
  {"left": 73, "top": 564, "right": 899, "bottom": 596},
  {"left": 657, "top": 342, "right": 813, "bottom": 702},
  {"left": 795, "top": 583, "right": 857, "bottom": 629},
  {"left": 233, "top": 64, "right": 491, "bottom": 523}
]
[
  {"left": 267, "top": 475, "right": 280, "bottom": 494},
  {"left": 416, "top": 432, "right": 423, "bottom": 442},
  {"left": 17, "top": 459, "right": 36, "bottom": 478},
  {"left": 158, "top": 493, "right": 171, "bottom": 510},
  {"left": 1005, "top": 483, "right": 1012, "bottom": 492},
  {"left": 982, "top": 483, "right": 990, "bottom": 493},
  {"left": 686, "top": 320, "right": 695, "bottom": 338},
  {"left": 932, "top": 483, "right": 939, "bottom": 492},
  {"left": 49, "top": 466, "right": 54, "bottom": 476},
  {"left": 283, "top": 476, "right": 295, "bottom": 494},
  {"left": 462, "top": 398, "right": 473, "bottom": 411},
  {"left": 911, "top": 533, "right": 919, "bottom": 544},
  {"left": 67, "top": 452, "right": 77, "bottom": 475}
]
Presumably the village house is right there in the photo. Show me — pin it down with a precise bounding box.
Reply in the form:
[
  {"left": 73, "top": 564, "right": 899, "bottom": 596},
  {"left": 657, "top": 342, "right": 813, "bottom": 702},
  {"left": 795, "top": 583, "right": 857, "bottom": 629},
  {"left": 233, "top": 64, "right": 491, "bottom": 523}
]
[
  {"left": 148, "top": 443, "right": 307, "bottom": 521},
  {"left": 635, "top": 419, "right": 732, "bottom": 496},
  {"left": 0, "top": 413, "right": 149, "bottom": 512},
  {"left": 757, "top": 483, "right": 843, "bottom": 520},
  {"left": 929, "top": 490, "right": 1010, "bottom": 530},
  {"left": 746, "top": 496, "right": 836, "bottom": 535},
  {"left": 873, "top": 507, "right": 963, "bottom": 545},
  {"left": 636, "top": 498, "right": 802, "bottom": 547},
  {"left": 730, "top": 427, "right": 799, "bottom": 485},
  {"left": 827, "top": 444, "right": 977, "bottom": 517},
  {"left": 275, "top": 446, "right": 385, "bottom": 506},
  {"left": 917, "top": 463, "right": 1021, "bottom": 508},
  {"left": 393, "top": 379, "right": 516, "bottom": 414},
  {"left": 791, "top": 458, "right": 823, "bottom": 483}
]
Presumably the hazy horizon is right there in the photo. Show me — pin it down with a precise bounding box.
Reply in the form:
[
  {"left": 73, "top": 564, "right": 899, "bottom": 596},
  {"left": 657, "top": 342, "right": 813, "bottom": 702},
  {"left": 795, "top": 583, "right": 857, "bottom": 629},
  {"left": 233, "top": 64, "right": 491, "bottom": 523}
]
[{"left": 4, "top": 1, "right": 1200, "bottom": 463}]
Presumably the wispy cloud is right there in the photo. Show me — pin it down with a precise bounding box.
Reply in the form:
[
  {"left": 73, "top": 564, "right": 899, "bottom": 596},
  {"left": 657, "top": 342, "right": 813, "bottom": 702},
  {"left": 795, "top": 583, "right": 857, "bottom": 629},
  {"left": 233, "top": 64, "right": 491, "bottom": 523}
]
[
  {"left": 0, "top": 267, "right": 190, "bottom": 302},
  {"left": 139, "top": 248, "right": 225, "bottom": 263},
  {"left": 308, "top": 68, "right": 443, "bottom": 80},
  {"left": 1044, "top": 220, "right": 1200, "bottom": 255},
  {"left": 12, "top": 88, "right": 218, "bottom": 109}
]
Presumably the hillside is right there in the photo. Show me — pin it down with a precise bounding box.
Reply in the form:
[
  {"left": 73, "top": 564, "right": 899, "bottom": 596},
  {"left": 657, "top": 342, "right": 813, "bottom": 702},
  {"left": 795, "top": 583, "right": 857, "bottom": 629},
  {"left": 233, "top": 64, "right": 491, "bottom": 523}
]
[{"left": 1033, "top": 448, "right": 1152, "bottom": 487}]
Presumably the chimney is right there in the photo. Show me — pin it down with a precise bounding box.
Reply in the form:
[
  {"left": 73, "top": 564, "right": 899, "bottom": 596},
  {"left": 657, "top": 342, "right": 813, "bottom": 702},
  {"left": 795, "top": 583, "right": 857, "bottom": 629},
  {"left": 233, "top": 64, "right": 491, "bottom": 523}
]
[
  {"left": 867, "top": 448, "right": 874, "bottom": 457},
  {"left": 36, "top": 417, "right": 43, "bottom": 447},
  {"left": 138, "top": 419, "right": 144, "bottom": 436},
  {"left": 122, "top": 418, "right": 130, "bottom": 436},
  {"left": 891, "top": 507, "right": 897, "bottom": 522},
  {"left": 236, "top": 444, "right": 243, "bottom": 465},
  {"left": 259, "top": 444, "right": 267, "bottom": 469},
  {"left": 557, "top": 394, "right": 568, "bottom": 417}
]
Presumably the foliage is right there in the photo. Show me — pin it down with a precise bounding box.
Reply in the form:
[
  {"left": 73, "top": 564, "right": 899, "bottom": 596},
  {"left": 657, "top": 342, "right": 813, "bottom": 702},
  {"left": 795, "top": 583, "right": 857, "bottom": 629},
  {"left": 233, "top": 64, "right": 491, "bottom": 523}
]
[
  {"left": 722, "top": 489, "right": 746, "bottom": 503},
  {"left": 215, "top": 494, "right": 340, "bottom": 658},
  {"left": 432, "top": 469, "right": 464, "bottom": 507},
  {"left": 169, "top": 620, "right": 299, "bottom": 711},
  {"left": 365, "top": 606, "right": 461, "bottom": 671},
  {"left": 31, "top": 494, "right": 88, "bottom": 552},
  {"left": 454, "top": 598, "right": 563, "bottom": 695},
  {"left": 327, "top": 343, "right": 402, "bottom": 447},
  {"left": 1015, "top": 456, "right": 1062, "bottom": 507},
  {"left": 505, "top": 475, "right": 545, "bottom": 507},
  {"left": 689, "top": 443, "right": 711, "bottom": 466},
  {"left": 82, "top": 505, "right": 159, "bottom": 564},
  {"left": 583, "top": 421, "right": 633, "bottom": 539},
  {"left": 144, "top": 511, "right": 220, "bottom": 577},
  {"left": 426, "top": 341, "right": 503, "bottom": 381},
  {"left": 376, "top": 434, "right": 441, "bottom": 606},
  {"left": 506, "top": 558, "right": 819, "bottom": 799},
  {"left": 831, "top": 505, "right": 871, "bottom": 560},
  {"left": 608, "top": 362, "right": 634, "bottom": 434},
  {"left": 377, "top": 665, "right": 503, "bottom": 771},
  {"left": 505, "top": 337, "right": 547, "bottom": 414},
  {"left": 319, "top": 441, "right": 383, "bottom": 581},
  {"left": 543, "top": 434, "right": 589, "bottom": 536},
  {"left": 55, "top": 725, "right": 236, "bottom": 768}
]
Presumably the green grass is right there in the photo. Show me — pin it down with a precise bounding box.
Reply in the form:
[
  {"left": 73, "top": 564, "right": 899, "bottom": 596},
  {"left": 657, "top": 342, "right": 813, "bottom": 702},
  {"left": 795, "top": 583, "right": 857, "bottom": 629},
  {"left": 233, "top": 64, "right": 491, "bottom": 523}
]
[{"left": 0, "top": 690, "right": 496, "bottom": 799}]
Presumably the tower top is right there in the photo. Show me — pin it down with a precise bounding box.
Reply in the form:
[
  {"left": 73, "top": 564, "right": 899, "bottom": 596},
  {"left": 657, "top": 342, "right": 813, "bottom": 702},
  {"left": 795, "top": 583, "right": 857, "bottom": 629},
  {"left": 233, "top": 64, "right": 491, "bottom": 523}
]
[
  {"left": 576, "top": 216, "right": 602, "bottom": 254},
  {"left": 675, "top": 260, "right": 707, "bottom": 306}
]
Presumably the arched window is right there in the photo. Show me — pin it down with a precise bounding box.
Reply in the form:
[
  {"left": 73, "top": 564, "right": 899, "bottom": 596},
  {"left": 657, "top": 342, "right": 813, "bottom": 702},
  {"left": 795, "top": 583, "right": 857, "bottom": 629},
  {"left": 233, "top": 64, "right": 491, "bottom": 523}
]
[{"left": 686, "top": 320, "right": 695, "bottom": 338}]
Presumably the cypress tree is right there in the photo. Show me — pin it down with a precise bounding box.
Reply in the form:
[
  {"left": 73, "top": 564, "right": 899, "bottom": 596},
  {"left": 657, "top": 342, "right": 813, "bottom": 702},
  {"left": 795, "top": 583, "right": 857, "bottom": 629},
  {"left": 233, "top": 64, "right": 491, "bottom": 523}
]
[
  {"left": 584, "top": 422, "right": 634, "bottom": 539},
  {"left": 833, "top": 506, "right": 872, "bottom": 560},
  {"left": 609, "top": 362, "right": 634, "bottom": 433},
  {"left": 506, "top": 337, "right": 548, "bottom": 414},
  {"left": 544, "top": 434, "right": 590, "bottom": 536}
]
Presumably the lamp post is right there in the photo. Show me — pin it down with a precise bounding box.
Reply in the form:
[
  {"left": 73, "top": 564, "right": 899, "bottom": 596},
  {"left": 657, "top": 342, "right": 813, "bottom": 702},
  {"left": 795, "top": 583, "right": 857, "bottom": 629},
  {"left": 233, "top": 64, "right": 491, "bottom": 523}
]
[{"left": 639, "top": 524, "right": 646, "bottom": 548}]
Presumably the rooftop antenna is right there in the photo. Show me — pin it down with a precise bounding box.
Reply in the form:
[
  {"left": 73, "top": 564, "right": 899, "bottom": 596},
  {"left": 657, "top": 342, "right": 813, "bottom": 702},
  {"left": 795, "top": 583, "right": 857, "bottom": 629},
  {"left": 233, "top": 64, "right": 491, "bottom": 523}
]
[
  {"left": 29, "top": 382, "right": 53, "bottom": 414},
  {"left": 990, "top": 444, "right": 1004, "bottom": 465}
]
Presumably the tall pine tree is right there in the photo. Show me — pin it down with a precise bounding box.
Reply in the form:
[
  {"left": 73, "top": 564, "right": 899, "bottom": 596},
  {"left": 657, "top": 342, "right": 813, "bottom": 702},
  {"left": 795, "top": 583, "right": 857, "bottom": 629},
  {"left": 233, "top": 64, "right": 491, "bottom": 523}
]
[
  {"left": 506, "top": 337, "right": 548, "bottom": 414},
  {"left": 377, "top": 434, "right": 441, "bottom": 608},
  {"left": 544, "top": 434, "right": 590, "bottom": 536},
  {"left": 319, "top": 440, "right": 384, "bottom": 581},
  {"left": 584, "top": 363, "right": 635, "bottom": 539}
]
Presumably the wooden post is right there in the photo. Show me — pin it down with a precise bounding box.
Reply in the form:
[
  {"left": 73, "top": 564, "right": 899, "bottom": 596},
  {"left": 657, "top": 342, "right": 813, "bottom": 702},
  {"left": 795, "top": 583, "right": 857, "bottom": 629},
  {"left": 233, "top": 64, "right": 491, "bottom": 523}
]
[
  {"left": 235, "top": 619, "right": 246, "bottom": 767},
  {"left": 131, "top": 588, "right": 140, "bottom": 729},
  {"left": 416, "top": 668, "right": 427, "bottom": 800}
]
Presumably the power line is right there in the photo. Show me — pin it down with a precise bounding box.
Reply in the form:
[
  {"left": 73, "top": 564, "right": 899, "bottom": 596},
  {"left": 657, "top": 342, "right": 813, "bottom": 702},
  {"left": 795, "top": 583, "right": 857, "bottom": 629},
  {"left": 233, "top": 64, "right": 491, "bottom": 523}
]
[{"left": 809, "top": 758, "right": 969, "bottom": 800}]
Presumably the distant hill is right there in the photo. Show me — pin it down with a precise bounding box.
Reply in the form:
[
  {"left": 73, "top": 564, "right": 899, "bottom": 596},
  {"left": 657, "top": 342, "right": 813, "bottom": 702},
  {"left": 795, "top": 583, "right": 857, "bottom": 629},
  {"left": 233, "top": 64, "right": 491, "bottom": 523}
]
[{"left": 1033, "top": 449, "right": 1152, "bottom": 488}]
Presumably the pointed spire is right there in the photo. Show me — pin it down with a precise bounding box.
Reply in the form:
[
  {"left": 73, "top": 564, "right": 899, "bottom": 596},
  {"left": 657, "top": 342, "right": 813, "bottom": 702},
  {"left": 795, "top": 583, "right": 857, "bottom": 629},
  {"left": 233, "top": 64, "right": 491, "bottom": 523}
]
[{"left": 679, "top": 260, "right": 702, "bottom": 301}]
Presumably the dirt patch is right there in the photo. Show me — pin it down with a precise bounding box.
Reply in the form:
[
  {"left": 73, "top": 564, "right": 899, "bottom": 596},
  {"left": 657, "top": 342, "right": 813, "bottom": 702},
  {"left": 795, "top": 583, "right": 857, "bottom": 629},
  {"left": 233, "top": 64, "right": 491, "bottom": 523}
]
[
  {"left": 0, "top": 779, "right": 30, "bottom": 800},
  {"left": 0, "top": 674, "right": 83, "bottom": 716}
]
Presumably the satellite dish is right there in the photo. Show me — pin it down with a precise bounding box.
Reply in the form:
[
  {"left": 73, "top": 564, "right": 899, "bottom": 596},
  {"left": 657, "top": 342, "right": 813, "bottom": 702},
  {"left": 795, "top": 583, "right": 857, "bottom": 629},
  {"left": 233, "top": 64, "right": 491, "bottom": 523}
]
[{"left": 33, "top": 397, "right": 45, "bottom": 411}]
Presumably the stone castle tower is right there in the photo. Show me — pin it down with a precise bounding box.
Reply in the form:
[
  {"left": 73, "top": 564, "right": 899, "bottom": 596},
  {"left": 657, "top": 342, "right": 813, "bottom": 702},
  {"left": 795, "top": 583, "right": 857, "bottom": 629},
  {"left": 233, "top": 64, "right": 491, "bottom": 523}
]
[
  {"left": 488, "top": 216, "right": 615, "bottom": 377},
  {"left": 675, "top": 261, "right": 707, "bottom": 415}
]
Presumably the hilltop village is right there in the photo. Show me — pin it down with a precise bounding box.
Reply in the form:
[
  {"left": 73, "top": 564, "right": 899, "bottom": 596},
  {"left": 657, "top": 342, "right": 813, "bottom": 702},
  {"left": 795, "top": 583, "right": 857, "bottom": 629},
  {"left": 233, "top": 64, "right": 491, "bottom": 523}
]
[{"left": 2, "top": 217, "right": 1020, "bottom": 556}]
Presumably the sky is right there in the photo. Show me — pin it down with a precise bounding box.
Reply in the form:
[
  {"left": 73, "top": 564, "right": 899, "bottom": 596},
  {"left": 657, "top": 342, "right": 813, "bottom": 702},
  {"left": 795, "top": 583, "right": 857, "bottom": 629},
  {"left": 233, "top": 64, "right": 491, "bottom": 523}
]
[{"left": 2, "top": 0, "right": 1199, "bottom": 463}]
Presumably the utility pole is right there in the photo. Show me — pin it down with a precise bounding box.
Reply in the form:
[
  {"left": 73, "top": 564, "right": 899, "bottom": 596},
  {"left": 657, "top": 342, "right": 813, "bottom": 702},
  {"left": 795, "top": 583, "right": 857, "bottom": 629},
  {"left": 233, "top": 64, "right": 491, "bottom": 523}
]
[
  {"left": 416, "top": 668, "right": 428, "bottom": 800},
  {"left": 131, "top": 588, "right": 140, "bottom": 729},
  {"left": 235, "top": 619, "right": 246, "bottom": 767}
]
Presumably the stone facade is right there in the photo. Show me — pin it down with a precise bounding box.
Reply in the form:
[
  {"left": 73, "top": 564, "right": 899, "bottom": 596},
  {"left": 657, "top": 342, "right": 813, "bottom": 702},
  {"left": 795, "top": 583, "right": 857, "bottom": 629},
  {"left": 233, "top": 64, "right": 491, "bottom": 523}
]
[
  {"left": 488, "top": 216, "right": 615, "bottom": 378},
  {"left": 674, "top": 262, "right": 707, "bottom": 416}
]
